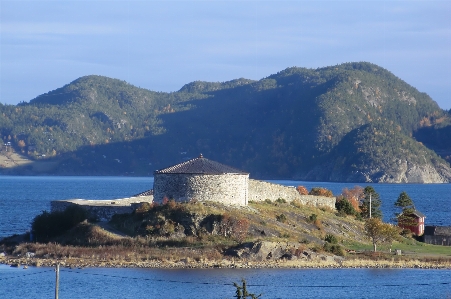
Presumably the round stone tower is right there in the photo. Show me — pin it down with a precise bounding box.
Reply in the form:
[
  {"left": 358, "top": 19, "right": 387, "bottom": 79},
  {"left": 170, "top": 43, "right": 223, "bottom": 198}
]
[{"left": 153, "top": 154, "right": 249, "bottom": 206}]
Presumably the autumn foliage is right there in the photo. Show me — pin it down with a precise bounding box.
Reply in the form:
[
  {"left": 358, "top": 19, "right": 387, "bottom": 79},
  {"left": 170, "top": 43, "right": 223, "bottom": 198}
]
[
  {"left": 364, "top": 218, "right": 401, "bottom": 252},
  {"left": 296, "top": 186, "right": 309, "bottom": 195},
  {"left": 340, "top": 186, "right": 363, "bottom": 212},
  {"left": 162, "top": 196, "right": 170, "bottom": 205},
  {"left": 309, "top": 187, "right": 333, "bottom": 197},
  {"left": 220, "top": 213, "right": 250, "bottom": 243}
]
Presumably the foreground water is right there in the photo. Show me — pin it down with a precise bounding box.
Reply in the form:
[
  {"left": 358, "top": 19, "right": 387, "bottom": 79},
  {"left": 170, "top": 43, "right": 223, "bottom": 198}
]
[{"left": 0, "top": 265, "right": 450, "bottom": 299}]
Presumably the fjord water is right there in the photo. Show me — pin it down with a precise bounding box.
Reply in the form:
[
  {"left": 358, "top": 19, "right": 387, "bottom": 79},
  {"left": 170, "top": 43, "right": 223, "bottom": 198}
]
[
  {"left": 0, "top": 176, "right": 450, "bottom": 298},
  {"left": 1, "top": 176, "right": 450, "bottom": 239},
  {"left": 1, "top": 265, "right": 450, "bottom": 299}
]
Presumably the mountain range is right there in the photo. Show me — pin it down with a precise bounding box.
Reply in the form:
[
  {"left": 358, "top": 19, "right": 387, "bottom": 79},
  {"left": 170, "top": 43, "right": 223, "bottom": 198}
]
[{"left": 1, "top": 62, "right": 450, "bottom": 182}]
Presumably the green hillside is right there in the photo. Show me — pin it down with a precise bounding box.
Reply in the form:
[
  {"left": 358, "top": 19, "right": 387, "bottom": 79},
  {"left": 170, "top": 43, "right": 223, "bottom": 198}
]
[{"left": 1, "top": 62, "right": 450, "bottom": 182}]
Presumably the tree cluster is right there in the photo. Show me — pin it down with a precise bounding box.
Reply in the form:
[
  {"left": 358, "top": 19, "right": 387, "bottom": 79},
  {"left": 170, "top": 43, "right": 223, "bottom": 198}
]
[{"left": 31, "top": 205, "right": 88, "bottom": 242}]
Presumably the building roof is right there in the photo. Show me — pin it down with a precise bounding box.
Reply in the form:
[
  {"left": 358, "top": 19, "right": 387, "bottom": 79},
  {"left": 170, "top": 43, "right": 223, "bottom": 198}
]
[
  {"left": 400, "top": 209, "right": 426, "bottom": 218},
  {"left": 154, "top": 154, "right": 248, "bottom": 175},
  {"left": 410, "top": 210, "right": 426, "bottom": 218}
]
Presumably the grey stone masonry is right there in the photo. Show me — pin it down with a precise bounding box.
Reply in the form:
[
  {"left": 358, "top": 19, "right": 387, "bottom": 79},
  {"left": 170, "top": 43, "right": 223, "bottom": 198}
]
[
  {"left": 51, "top": 196, "right": 153, "bottom": 222},
  {"left": 248, "top": 179, "right": 336, "bottom": 209},
  {"left": 50, "top": 178, "right": 334, "bottom": 222},
  {"left": 153, "top": 173, "right": 249, "bottom": 206}
]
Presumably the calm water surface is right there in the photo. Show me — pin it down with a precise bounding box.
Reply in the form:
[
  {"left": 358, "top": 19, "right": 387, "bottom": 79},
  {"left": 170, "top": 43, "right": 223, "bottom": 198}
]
[
  {"left": 0, "top": 265, "right": 450, "bottom": 299},
  {"left": 1, "top": 176, "right": 450, "bottom": 298},
  {"left": 270, "top": 180, "right": 451, "bottom": 226},
  {"left": 0, "top": 176, "right": 152, "bottom": 238},
  {"left": 0, "top": 176, "right": 450, "bottom": 239}
]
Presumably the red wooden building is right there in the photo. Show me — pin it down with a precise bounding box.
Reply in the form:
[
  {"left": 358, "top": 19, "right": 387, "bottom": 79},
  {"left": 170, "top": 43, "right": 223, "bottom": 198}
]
[{"left": 397, "top": 210, "right": 426, "bottom": 236}]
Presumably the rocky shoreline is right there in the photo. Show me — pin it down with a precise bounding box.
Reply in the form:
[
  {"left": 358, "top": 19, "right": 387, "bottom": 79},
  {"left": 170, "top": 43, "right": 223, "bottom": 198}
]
[{"left": 1, "top": 256, "right": 450, "bottom": 270}]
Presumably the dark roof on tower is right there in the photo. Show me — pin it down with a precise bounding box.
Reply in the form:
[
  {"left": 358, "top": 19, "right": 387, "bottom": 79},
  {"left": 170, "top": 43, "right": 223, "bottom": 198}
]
[{"left": 154, "top": 154, "right": 248, "bottom": 175}]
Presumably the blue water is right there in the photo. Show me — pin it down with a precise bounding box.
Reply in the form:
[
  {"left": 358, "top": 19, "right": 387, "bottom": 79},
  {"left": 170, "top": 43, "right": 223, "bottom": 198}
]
[
  {"left": 0, "top": 265, "right": 450, "bottom": 299},
  {"left": 0, "top": 176, "right": 450, "bottom": 239},
  {"left": 0, "top": 176, "right": 450, "bottom": 298},
  {"left": 0, "top": 176, "right": 153, "bottom": 238},
  {"left": 269, "top": 180, "right": 451, "bottom": 226}
]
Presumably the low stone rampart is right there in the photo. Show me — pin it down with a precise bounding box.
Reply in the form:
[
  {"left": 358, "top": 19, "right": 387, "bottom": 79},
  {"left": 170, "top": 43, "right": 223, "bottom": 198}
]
[
  {"left": 50, "top": 179, "right": 335, "bottom": 221},
  {"left": 248, "top": 179, "right": 335, "bottom": 209},
  {"left": 50, "top": 196, "right": 153, "bottom": 222}
]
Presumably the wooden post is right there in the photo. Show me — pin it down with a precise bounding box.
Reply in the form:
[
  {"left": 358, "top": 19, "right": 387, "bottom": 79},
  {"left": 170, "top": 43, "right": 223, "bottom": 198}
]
[{"left": 55, "top": 263, "right": 60, "bottom": 299}]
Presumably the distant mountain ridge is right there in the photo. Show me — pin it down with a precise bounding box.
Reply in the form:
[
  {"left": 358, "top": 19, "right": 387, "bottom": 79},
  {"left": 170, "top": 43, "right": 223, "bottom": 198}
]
[{"left": 1, "top": 62, "right": 450, "bottom": 182}]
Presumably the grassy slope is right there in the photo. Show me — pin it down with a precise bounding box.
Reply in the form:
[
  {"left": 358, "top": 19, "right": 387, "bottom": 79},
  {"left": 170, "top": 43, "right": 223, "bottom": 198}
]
[{"left": 2, "top": 200, "right": 450, "bottom": 268}]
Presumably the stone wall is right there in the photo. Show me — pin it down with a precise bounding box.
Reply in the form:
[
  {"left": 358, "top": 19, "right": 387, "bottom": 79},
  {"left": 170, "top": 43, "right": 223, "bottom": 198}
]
[
  {"left": 51, "top": 196, "right": 153, "bottom": 222},
  {"left": 248, "top": 179, "right": 336, "bottom": 209},
  {"left": 50, "top": 179, "right": 334, "bottom": 220},
  {"left": 153, "top": 173, "right": 248, "bottom": 206}
]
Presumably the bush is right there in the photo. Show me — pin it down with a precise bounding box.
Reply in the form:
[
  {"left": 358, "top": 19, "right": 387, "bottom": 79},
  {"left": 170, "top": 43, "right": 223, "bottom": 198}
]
[
  {"left": 337, "top": 210, "right": 347, "bottom": 217},
  {"left": 32, "top": 205, "right": 88, "bottom": 242},
  {"left": 324, "top": 234, "right": 338, "bottom": 244},
  {"left": 135, "top": 202, "right": 152, "bottom": 214},
  {"left": 296, "top": 186, "right": 309, "bottom": 195},
  {"left": 400, "top": 229, "right": 413, "bottom": 238},
  {"left": 275, "top": 198, "right": 286, "bottom": 204},
  {"left": 308, "top": 213, "right": 322, "bottom": 230},
  {"left": 276, "top": 213, "right": 287, "bottom": 223},
  {"left": 290, "top": 199, "right": 302, "bottom": 208},
  {"left": 264, "top": 199, "right": 272, "bottom": 204},
  {"left": 335, "top": 198, "right": 357, "bottom": 216},
  {"left": 323, "top": 243, "right": 345, "bottom": 256},
  {"left": 162, "top": 196, "right": 170, "bottom": 205},
  {"left": 219, "top": 213, "right": 250, "bottom": 243},
  {"left": 309, "top": 187, "right": 333, "bottom": 197},
  {"left": 166, "top": 199, "right": 177, "bottom": 210},
  {"left": 308, "top": 214, "right": 317, "bottom": 222},
  {"left": 314, "top": 219, "right": 323, "bottom": 230}
]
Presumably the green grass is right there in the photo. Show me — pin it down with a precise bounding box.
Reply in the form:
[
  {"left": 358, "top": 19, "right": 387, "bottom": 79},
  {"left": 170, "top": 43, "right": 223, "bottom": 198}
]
[
  {"left": 342, "top": 237, "right": 451, "bottom": 257},
  {"left": 391, "top": 241, "right": 451, "bottom": 256},
  {"left": 16, "top": 200, "right": 451, "bottom": 262}
]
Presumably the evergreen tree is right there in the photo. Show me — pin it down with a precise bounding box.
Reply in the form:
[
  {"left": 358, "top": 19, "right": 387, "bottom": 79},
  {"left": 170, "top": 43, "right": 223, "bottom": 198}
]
[
  {"left": 394, "top": 191, "right": 415, "bottom": 210},
  {"left": 360, "top": 186, "right": 382, "bottom": 219},
  {"left": 394, "top": 191, "right": 418, "bottom": 227},
  {"left": 335, "top": 198, "right": 357, "bottom": 216}
]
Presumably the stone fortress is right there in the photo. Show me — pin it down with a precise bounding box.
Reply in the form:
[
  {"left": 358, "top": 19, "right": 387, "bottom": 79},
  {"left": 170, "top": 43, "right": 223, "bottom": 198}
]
[
  {"left": 51, "top": 155, "right": 336, "bottom": 220},
  {"left": 153, "top": 154, "right": 249, "bottom": 205}
]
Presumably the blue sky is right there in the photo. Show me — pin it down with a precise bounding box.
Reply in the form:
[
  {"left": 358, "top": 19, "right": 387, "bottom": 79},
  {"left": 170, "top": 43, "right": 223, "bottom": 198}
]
[{"left": 1, "top": 1, "right": 450, "bottom": 109}]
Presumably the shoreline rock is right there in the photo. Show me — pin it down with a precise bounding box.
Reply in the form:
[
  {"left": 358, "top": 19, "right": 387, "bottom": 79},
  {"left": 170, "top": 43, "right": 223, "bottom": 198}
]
[{"left": 1, "top": 256, "right": 450, "bottom": 270}]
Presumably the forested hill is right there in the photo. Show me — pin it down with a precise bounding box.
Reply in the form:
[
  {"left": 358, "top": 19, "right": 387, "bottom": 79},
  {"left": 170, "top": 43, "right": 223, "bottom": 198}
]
[{"left": 1, "top": 62, "right": 450, "bottom": 183}]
